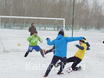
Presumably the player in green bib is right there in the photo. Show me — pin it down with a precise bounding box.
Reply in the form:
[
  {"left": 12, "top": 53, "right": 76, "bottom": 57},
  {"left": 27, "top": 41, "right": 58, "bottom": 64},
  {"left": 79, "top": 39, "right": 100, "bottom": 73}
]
[{"left": 24, "top": 33, "right": 45, "bottom": 57}]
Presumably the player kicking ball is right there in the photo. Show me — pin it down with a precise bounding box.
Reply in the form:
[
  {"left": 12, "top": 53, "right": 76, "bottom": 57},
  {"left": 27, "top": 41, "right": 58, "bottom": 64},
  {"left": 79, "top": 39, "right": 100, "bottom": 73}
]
[{"left": 43, "top": 30, "right": 85, "bottom": 78}]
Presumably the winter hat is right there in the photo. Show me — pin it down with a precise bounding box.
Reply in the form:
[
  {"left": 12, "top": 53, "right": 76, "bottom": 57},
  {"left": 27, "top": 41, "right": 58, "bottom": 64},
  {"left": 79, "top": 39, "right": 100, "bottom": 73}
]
[
  {"left": 79, "top": 37, "right": 86, "bottom": 43},
  {"left": 58, "top": 29, "right": 64, "bottom": 36},
  {"left": 79, "top": 39, "right": 85, "bottom": 43},
  {"left": 31, "top": 23, "right": 35, "bottom": 26}
]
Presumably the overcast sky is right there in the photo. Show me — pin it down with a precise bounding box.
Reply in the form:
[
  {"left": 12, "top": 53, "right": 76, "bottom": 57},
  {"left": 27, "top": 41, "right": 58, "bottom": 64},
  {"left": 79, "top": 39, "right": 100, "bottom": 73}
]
[{"left": 89, "top": 0, "right": 104, "bottom": 5}]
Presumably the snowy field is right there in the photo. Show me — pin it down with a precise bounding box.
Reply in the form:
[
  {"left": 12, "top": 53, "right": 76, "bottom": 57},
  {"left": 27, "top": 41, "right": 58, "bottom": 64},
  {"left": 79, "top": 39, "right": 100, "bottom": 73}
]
[{"left": 0, "top": 29, "right": 104, "bottom": 78}]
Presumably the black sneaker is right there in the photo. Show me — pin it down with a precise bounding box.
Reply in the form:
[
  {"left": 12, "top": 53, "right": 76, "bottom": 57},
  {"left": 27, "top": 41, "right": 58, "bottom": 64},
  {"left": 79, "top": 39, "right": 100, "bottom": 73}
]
[
  {"left": 77, "top": 66, "right": 81, "bottom": 71},
  {"left": 57, "top": 72, "right": 64, "bottom": 75},
  {"left": 73, "top": 66, "right": 81, "bottom": 71},
  {"left": 24, "top": 52, "right": 29, "bottom": 57},
  {"left": 43, "top": 75, "right": 47, "bottom": 78}
]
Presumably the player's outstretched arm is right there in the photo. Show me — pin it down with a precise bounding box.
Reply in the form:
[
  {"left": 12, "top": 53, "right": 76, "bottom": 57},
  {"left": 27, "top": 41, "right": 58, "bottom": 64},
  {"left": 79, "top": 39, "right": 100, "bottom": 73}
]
[
  {"left": 65, "top": 37, "right": 84, "bottom": 42},
  {"left": 76, "top": 45, "right": 84, "bottom": 50},
  {"left": 46, "top": 38, "right": 54, "bottom": 45}
]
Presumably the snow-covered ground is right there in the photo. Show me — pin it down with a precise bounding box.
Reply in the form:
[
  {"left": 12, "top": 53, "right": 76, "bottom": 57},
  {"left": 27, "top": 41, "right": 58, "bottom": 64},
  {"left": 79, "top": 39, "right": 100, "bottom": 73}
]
[{"left": 0, "top": 29, "right": 104, "bottom": 78}]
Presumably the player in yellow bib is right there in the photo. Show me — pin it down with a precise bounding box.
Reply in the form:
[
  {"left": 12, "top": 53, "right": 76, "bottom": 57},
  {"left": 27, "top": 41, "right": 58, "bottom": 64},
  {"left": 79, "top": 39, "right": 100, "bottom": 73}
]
[
  {"left": 66, "top": 39, "right": 90, "bottom": 71},
  {"left": 74, "top": 41, "right": 87, "bottom": 60},
  {"left": 56, "top": 39, "right": 90, "bottom": 71}
]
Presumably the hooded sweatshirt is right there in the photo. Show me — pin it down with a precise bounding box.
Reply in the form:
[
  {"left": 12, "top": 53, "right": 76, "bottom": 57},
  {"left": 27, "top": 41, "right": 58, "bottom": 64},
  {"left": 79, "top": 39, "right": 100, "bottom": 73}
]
[{"left": 47, "top": 35, "right": 84, "bottom": 58}]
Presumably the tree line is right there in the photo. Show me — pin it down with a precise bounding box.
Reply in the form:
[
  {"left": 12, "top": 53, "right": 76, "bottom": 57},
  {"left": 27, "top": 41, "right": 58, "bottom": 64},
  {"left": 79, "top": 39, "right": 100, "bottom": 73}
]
[{"left": 0, "top": 0, "right": 104, "bottom": 30}]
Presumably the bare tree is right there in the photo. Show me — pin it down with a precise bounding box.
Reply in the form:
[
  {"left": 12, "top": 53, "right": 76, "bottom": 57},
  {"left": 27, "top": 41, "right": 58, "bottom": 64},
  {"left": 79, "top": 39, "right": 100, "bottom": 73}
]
[{"left": 0, "top": 0, "right": 104, "bottom": 29}]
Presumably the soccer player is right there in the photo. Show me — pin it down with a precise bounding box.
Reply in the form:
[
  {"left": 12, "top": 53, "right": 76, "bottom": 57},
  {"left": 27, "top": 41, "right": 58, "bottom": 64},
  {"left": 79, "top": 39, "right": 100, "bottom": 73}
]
[
  {"left": 24, "top": 32, "right": 45, "bottom": 58},
  {"left": 56, "top": 39, "right": 90, "bottom": 71},
  {"left": 43, "top": 30, "right": 85, "bottom": 77}
]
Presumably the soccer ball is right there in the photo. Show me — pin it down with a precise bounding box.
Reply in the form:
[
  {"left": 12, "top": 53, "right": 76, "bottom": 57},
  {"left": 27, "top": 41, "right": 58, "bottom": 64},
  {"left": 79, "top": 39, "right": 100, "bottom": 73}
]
[{"left": 17, "top": 43, "right": 21, "bottom": 46}]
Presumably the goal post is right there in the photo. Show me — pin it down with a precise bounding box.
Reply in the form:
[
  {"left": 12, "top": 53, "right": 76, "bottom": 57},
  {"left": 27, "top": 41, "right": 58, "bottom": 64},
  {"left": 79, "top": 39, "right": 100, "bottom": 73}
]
[
  {"left": 0, "top": 15, "right": 66, "bottom": 53},
  {"left": 0, "top": 15, "right": 65, "bottom": 30}
]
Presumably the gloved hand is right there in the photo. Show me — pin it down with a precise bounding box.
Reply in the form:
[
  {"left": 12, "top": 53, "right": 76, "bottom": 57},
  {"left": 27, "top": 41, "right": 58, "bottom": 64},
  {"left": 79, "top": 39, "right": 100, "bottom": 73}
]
[
  {"left": 83, "top": 37, "right": 86, "bottom": 40},
  {"left": 75, "top": 44, "right": 79, "bottom": 47},
  {"left": 46, "top": 38, "right": 50, "bottom": 40}
]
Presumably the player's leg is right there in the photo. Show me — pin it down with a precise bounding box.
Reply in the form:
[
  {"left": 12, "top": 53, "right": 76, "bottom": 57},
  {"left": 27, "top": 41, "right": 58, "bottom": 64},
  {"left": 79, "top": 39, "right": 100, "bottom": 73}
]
[
  {"left": 57, "top": 57, "right": 66, "bottom": 75},
  {"left": 40, "top": 49, "right": 45, "bottom": 57},
  {"left": 71, "top": 57, "right": 81, "bottom": 71},
  {"left": 66, "top": 56, "right": 76, "bottom": 63},
  {"left": 45, "top": 46, "right": 55, "bottom": 55},
  {"left": 24, "top": 46, "right": 33, "bottom": 57},
  {"left": 44, "top": 56, "right": 59, "bottom": 77},
  {"left": 34, "top": 46, "right": 45, "bottom": 57},
  {"left": 55, "top": 56, "right": 75, "bottom": 67}
]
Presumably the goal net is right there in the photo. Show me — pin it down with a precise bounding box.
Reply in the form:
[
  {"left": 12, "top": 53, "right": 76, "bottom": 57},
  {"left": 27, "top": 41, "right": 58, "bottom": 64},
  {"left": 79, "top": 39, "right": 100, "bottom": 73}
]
[{"left": 0, "top": 15, "right": 65, "bottom": 53}]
